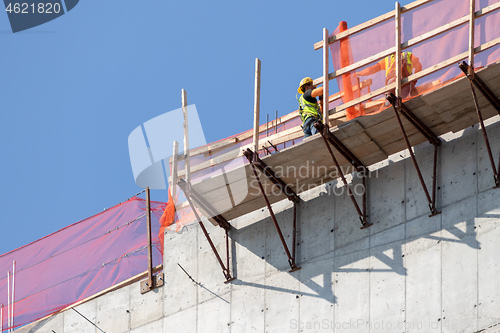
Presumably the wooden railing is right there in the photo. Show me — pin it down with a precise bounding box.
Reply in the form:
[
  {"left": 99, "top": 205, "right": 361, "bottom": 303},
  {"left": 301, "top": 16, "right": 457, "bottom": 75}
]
[
  {"left": 313, "top": 0, "right": 500, "bottom": 117},
  {"left": 171, "top": 0, "right": 500, "bottom": 183}
]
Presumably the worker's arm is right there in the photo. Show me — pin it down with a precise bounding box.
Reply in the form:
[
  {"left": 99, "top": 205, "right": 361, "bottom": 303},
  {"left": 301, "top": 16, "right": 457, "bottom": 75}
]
[
  {"left": 412, "top": 55, "right": 422, "bottom": 73},
  {"left": 310, "top": 86, "right": 324, "bottom": 98},
  {"left": 358, "top": 62, "right": 382, "bottom": 76}
]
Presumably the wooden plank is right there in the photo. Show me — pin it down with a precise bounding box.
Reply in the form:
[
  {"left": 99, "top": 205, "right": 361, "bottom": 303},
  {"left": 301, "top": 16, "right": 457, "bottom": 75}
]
[
  {"left": 191, "top": 122, "right": 372, "bottom": 200},
  {"left": 476, "top": 1, "right": 500, "bottom": 19},
  {"left": 172, "top": 110, "right": 301, "bottom": 163},
  {"left": 313, "top": 11, "right": 395, "bottom": 50},
  {"left": 329, "top": 83, "right": 396, "bottom": 114},
  {"left": 382, "top": 121, "right": 450, "bottom": 156},
  {"left": 403, "top": 15, "right": 469, "bottom": 50},
  {"left": 313, "top": 0, "right": 433, "bottom": 50},
  {"left": 314, "top": 48, "right": 396, "bottom": 84},
  {"left": 323, "top": 27, "right": 330, "bottom": 126},
  {"left": 186, "top": 61, "right": 500, "bottom": 224},
  {"left": 171, "top": 141, "right": 179, "bottom": 198},
  {"left": 469, "top": 0, "right": 476, "bottom": 73},
  {"left": 182, "top": 89, "right": 190, "bottom": 183},
  {"left": 253, "top": 58, "right": 261, "bottom": 156},
  {"left": 185, "top": 32, "right": 500, "bottom": 166},
  {"left": 223, "top": 141, "right": 386, "bottom": 213},
  {"left": 175, "top": 125, "right": 305, "bottom": 179},
  {"left": 403, "top": 38, "right": 500, "bottom": 87},
  {"left": 395, "top": 2, "right": 402, "bottom": 99}
]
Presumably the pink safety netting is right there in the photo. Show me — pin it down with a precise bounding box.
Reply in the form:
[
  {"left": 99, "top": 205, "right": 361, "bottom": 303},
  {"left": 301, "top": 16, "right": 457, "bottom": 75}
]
[
  {"left": 329, "top": 0, "right": 500, "bottom": 119},
  {"left": 0, "top": 196, "right": 165, "bottom": 331},
  {"left": 168, "top": 0, "right": 500, "bottom": 226}
]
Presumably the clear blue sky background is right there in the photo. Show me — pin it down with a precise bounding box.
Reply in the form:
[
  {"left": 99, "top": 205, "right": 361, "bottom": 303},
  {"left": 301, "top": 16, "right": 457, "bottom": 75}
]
[{"left": 0, "top": 0, "right": 413, "bottom": 255}]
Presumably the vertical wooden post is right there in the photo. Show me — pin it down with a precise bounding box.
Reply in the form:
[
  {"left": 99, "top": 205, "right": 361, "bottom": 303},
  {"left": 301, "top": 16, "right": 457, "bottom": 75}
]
[
  {"left": 323, "top": 27, "right": 330, "bottom": 128},
  {"left": 7, "top": 271, "right": 10, "bottom": 332},
  {"left": 145, "top": 187, "right": 153, "bottom": 290},
  {"left": 11, "top": 261, "right": 15, "bottom": 332},
  {"left": 171, "top": 141, "right": 179, "bottom": 199},
  {"left": 253, "top": 58, "right": 261, "bottom": 160},
  {"left": 182, "top": 89, "right": 190, "bottom": 184},
  {"left": 468, "top": 0, "right": 476, "bottom": 76},
  {"left": 395, "top": 2, "right": 402, "bottom": 102}
]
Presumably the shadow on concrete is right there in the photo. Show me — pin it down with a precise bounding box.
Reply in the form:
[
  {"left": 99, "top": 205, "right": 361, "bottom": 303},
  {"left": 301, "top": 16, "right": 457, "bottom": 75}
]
[{"left": 229, "top": 137, "right": 487, "bottom": 305}]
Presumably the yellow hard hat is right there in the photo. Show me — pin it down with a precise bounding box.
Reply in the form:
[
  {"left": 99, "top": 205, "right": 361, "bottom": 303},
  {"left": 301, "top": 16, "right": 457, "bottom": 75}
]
[{"left": 297, "top": 77, "right": 313, "bottom": 94}]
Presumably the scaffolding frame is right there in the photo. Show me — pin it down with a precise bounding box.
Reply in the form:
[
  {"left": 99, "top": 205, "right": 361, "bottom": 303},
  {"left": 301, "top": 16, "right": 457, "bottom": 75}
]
[
  {"left": 459, "top": 62, "right": 500, "bottom": 188},
  {"left": 243, "top": 149, "right": 301, "bottom": 272},
  {"left": 315, "top": 122, "right": 372, "bottom": 228},
  {"left": 386, "top": 94, "right": 442, "bottom": 216}
]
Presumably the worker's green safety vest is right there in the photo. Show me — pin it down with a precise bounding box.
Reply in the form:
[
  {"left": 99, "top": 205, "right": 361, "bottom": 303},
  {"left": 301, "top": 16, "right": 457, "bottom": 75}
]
[
  {"left": 384, "top": 52, "right": 413, "bottom": 79},
  {"left": 298, "top": 94, "right": 322, "bottom": 122}
]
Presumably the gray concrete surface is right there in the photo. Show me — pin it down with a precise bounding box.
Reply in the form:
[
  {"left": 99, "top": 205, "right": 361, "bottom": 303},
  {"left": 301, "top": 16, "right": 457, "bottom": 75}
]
[{"left": 15, "top": 117, "right": 500, "bottom": 332}]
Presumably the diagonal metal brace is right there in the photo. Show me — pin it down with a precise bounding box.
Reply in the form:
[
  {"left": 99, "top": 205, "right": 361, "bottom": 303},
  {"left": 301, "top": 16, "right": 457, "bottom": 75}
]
[
  {"left": 317, "top": 122, "right": 365, "bottom": 172},
  {"left": 314, "top": 122, "right": 372, "bottom": 229},
  {"left": 459, "top": 63, "right": 500, "bottom": 188},
  {"left": 244, "top": 148, "right": 299, "bottom": 203},
  {"left": 177, "top": 178, "right": 236, "bottom": 283},
  {"left": 459, "top": 62, "right": 500, "bottom": 115},
  {"left": 386, "top": 94, "right": 441, "bottom": 216},
  {"left": 243, "top": 150, "right": 301, "bottom": 272},
  {"left": 387, "top": 94, "right": 441, "bottom": 147},
  {"left": 178, "top": 178, "right": 230, "bottom": 230}
]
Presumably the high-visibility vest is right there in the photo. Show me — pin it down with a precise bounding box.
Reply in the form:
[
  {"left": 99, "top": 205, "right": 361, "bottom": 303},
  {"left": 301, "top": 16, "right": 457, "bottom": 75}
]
[
  {"left": 384, "top": 52, "right": 413, "bottom": 79},
  {"left": 298, "top": 94, "right": 322, "bottom": 122}
]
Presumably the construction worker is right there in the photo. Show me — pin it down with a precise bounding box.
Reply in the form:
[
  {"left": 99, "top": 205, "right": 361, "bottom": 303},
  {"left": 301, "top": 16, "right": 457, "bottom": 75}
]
[
  {"left": 358, "top": 51, "right": 422, "bottom": 98},
  {"left": 297, "top": 77, "right": 324, "bottom": 138}
]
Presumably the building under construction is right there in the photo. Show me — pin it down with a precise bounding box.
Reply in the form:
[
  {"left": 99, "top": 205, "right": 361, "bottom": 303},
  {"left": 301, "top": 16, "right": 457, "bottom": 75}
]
[{"left": 2, "top": 0, "right": 500, "bottom": 331}]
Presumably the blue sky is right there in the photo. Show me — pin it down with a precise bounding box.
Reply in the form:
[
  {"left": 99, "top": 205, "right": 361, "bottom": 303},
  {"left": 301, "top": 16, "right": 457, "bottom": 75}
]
[{"left": 0, "top": 0, "right": 413, "bottom": 255}]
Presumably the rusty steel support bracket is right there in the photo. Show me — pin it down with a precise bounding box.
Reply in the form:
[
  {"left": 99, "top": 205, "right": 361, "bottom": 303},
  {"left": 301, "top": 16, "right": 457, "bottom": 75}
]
[
  {"left": 177, "top": 179, "right": 236, "bottom": 283},
  {"left": 243, "top": 149, "right": 301, "bottom": 272},
  {"left": 318, "top": 122, "right": 365, "bottom": 171},
  {"left": 386, "top": 94, "right": 441, "bottom": 216},
  {"left": 140, "top": 187, "right": 165, "bottom": 294},
  {"left": 459, "top": 63, "right": 500, "bottom": 188},
  {"left": 244, "top": 149, "right": 300, "bottom": 203},
  {"left": 314, "top": 122, "right": 372, "bottom": 229},
  {"left": 459, "top": 62, "right": 500, "bottom": 115},
  {"left": 178, "top": 178, "right": 230, "bottom": 230}
]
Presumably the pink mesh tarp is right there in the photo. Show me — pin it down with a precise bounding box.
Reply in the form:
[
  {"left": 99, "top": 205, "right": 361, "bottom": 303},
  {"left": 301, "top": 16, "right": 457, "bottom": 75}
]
[
  {"left": 329, "top": 0, "right": 500, "bottom": 118},
  {"left": 168, "top": 0, "right": 500, "bottom": 227},
  {"left": 0, "top": 196, "right": 165, "bottom": 331}
]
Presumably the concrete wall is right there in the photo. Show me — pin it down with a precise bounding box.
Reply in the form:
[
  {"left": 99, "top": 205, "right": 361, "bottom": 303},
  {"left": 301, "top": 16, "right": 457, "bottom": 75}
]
[{"left": 16, "top": 117, "right": 500, "bottom": 332}]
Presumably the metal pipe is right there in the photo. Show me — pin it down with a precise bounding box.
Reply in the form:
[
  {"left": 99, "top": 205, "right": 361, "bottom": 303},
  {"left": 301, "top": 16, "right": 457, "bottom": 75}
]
[
  {"left": 469, "top": 80, "right": 499, "bottom": 185},
  {"left": 318, "top": 127, "right": 363, "bottom": 217},
  {"left": 1, "top": 303, "right": 3, "bottom": 333},
  {"left": 184, "top": 190, "right": 231, "bottom": 280},
  {"left": 292, "top": 202, "right": 297, "bottom": 263},
  {"left": 398, "top": 103, "right": 441, "bottom": 146},
  {"left": 497, "top": 154, "right": 500, "bottom": 185},
  {"left": 432, "top": 144, "right": 439, "bottom": 210},
  {"left": 459, "top": 62, "right": 500, "bottom": 114},
  {"left": 225, "top": 228, "right": 230, "bottom": 278},
  {"left": 317, "top": 122, "right": 365, "bottom": 171},
  {"left": 248, "top": 159, "right": 296, "bottom": 269},
  {"left": 146, "top": 187, "right": 153, "bottom": 290},
  {"left": 362, "top": 173, "right": 367, "bottom": 224},
  {"left": 392, "top": 102, "right": 435, "bottom": 210}
]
